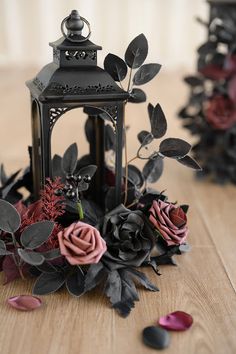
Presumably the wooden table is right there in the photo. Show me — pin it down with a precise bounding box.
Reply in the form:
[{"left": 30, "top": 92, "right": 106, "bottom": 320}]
[{"left": 0, "top": 68, "right": 236, "bottom": 354}]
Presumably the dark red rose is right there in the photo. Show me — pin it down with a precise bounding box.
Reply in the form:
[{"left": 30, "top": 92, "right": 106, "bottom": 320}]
[
  {"left": 149, "top": 200, "right": 188, "bottom": 246},
  {"left": 205, "top": 95, "right": 236, "bottom": 130}
]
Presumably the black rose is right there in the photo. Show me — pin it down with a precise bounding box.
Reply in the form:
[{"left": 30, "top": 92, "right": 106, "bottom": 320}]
[{"left": 102, "top": 205, "right": 155, "bottom": 269}]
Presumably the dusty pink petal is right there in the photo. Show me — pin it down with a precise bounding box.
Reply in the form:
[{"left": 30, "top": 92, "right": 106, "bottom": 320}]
[
  {"left": 7, "top": 295, "right": 42, "bottom": 311},
  {"left": 63, "top": 240, "right": 86, "bottom": 255},
  {"left": 159, "top": 311, "right": 193, "bottom": 331},
  {"left": 58, "top": 232, "right": 73, "bottom": 257},
  {"left": 71, "top": 234, "right": 91, "bottom": 250},
  {"left": 63, "top": 223, "right": 78, "bottom": 240}
]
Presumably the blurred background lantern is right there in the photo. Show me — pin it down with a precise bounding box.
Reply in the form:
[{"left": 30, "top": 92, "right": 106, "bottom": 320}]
[
  {"left": 179, "top": 0, "right": 236, "bottom": 184},
  {"left": 26, "top": 10, "right": 129, "bottom": 203}
]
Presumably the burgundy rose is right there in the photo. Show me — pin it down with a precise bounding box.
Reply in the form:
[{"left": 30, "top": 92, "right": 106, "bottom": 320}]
[
  {"left": 205, "top": 95, "right": 236, "bottom": 130},
  {"left": 58, "top": 221, "right": 107, "bottom": 265},
  {"left": 149, "top": 200, "right": 188, "bottom": 246}
]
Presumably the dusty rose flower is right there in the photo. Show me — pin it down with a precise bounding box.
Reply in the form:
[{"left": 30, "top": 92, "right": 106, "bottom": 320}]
[
  {"left": 205, "top": 95, "right": 236, "bottom": 130},
  {"left": 149, "top": 200, "right": 188, "bottom": 246},
  {"left": 58, "top": 221, "right": 107, "bottom": 265}
]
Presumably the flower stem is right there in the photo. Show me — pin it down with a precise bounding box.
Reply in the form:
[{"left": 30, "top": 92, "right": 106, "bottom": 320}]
[
  {"left": 127, "top": 155, "right": 138, "bottom": 164},
  {"left": 77, "top": 201, "right": 84, "bottom": 220}
]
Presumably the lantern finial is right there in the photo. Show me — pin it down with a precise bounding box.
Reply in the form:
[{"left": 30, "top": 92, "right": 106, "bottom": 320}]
[{"left": 61, "top": 10, "right": 91, "bottom": 43}]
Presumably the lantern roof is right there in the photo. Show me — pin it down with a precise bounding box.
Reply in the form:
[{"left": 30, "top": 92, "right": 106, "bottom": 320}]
[{"left": 26, "top": 10, "right": 129, "bottom": 103}]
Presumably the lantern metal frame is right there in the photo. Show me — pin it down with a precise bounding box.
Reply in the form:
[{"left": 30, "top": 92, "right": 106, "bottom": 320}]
[{"left": 26, "top": 10, "right": 129, "bottom": 206}]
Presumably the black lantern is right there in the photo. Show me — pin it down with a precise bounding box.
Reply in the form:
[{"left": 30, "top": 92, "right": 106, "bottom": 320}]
[{"left": 26, "top": 10, "right": 129, "bottom": 205}]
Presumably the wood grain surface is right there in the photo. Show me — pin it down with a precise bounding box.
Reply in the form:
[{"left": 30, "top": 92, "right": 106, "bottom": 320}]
[{"left": 0, "top": 68, "right": 236, "bottom": 354}]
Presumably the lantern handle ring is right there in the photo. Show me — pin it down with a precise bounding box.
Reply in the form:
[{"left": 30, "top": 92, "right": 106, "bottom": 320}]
[{"left": 61, "top": 16, "right": 91, "bottom": 43}]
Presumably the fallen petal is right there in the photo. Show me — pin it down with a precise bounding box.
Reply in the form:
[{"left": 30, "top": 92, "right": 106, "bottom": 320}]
[
  {"left": 7, "top": 295, "right": 42, "bottom": 311},
  {"left": 159, "top": 311, "right": 193, "bottom": 331},
  {"left": 142, "top": 326, "right": 170, "bottom": 349}
]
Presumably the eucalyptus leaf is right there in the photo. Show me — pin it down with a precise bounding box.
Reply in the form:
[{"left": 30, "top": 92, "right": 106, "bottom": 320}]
[
  {"left": 66, "top": 267, "right": 85, "bottom": 297},
  {"left": 18, "top": 248, "right": 45, "bottom": 266},
  {"left": 36, "top": 262, "right": 58, "bottom": 273},
  {"left": 143, "top": 157, "right": 164, "bottom": 183},
  {"left": 177, "top": 155, "right": 202, "bottom": 170},
  {"left": 128, "top": 88, "right": 147, "bottom": 103},
  {"left": 21, "top": 221, "right": 54, "bottom": 250},
  {"left": 159, "top": 138, "right": 191, "bottom": 158},
  {"left": 125, "top": 34, "right": 148, "bottom": 69},
  {"left": 0, "top": 199, "right": 21, "bottom": 233},
  {"left": 33, "top": 271, "right": 66, "bottom": 295},
  {"left": 104, "top": 53, "right": 127, "bottom": 81},
  {"left": 62, "top": 143, "right": 78, "bottom": 174},
  {"left": 133, "top": 63, "right": 161, "bottom": 85},
  {"left": 0, "top": 240, "right": 12, "bottom": 255},
  {"left": 42, "top": 248, "right": 61, "bottom": 260},
  {"left": 150, "top": 104, "right": 167, "bottom": 139}
]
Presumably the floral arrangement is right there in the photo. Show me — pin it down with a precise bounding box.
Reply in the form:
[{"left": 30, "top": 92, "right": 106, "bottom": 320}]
[
  {"left": 0, "top": 34, "right": 200, "bottom": 317},
  {"left": 179, "top": 7, "right": 236, "bottom": 184}
]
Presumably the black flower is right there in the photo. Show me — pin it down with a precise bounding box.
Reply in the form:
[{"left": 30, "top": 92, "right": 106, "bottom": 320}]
[{"left": 102, "top": 205, "right": 155, "bottom": 269}]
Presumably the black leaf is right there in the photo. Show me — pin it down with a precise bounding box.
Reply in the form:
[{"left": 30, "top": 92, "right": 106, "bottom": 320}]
[
  {"left": 125, "top": 165, "right": 144, "bottom": 188},
  {"left": 105, "top": 269, "right": 139, "bottom": 317},
  {"left": 52, "top": 154, "right": 64, "bottom": 179},
  {"left": 133, "top": 63, "right": 161, "bottom": 85},
  {"left": 128, "top": 88, "right": 147, "bottom": 103},
  {"left": 184, "top": 76, "right": 203, "bottom": 87},
  {"left": 0, "top": 199, "right": 21, "bottom": 233},
  {"left": 104, "top": 53, "right": 127, "bottom": 81},
  {"left": 150, "top": 103, "right": 167, "bottom": 139},
  {"left": 197, "top": 41, "right": 217, "bottom": 55},
  {"left": 137, "top": 130, "right": 153, "bottom": 146},
  {"left": 125, "top": 34, "right": 148, "bottom": 69},
  {"left": 148, "top": 103, "right": 154, "bottom": 119},
  {"left": 84, "top": 262, "right": 107, "bottom": 292},
  {"left": 77, "top": 165, "right": 97, "bottom": 179},
  {"left": 62, "top": 143, "right": 78, "bottom": 174},
  {"left": 159, "top": 138, "right": 191, "bottom": 158},
  {"left": 180, "top": 204, "right": 189, "bottom": 213},
  {"left": 33, "top": 271, "right": 66, "bottom": 295},
  {"left": 105, "top": 187, "right": 117, "bottom": 212},
  {"left": 143, "top": 157, "right": 164, "bottom": 183},
  {"left": 18, "top": 249, "right": 45, "bottom": 266},
  {"left": 21, "top": 221, "right": 54, "bottom": 250},
  {"left": 127, "top": 268, "right": 159, "bottom": 291},
  {"left": 66, "top": 267, "right": 85, "bottom": 297},
  {"left": 177, "top": 155, "right": 202, "bottom": 170}
]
